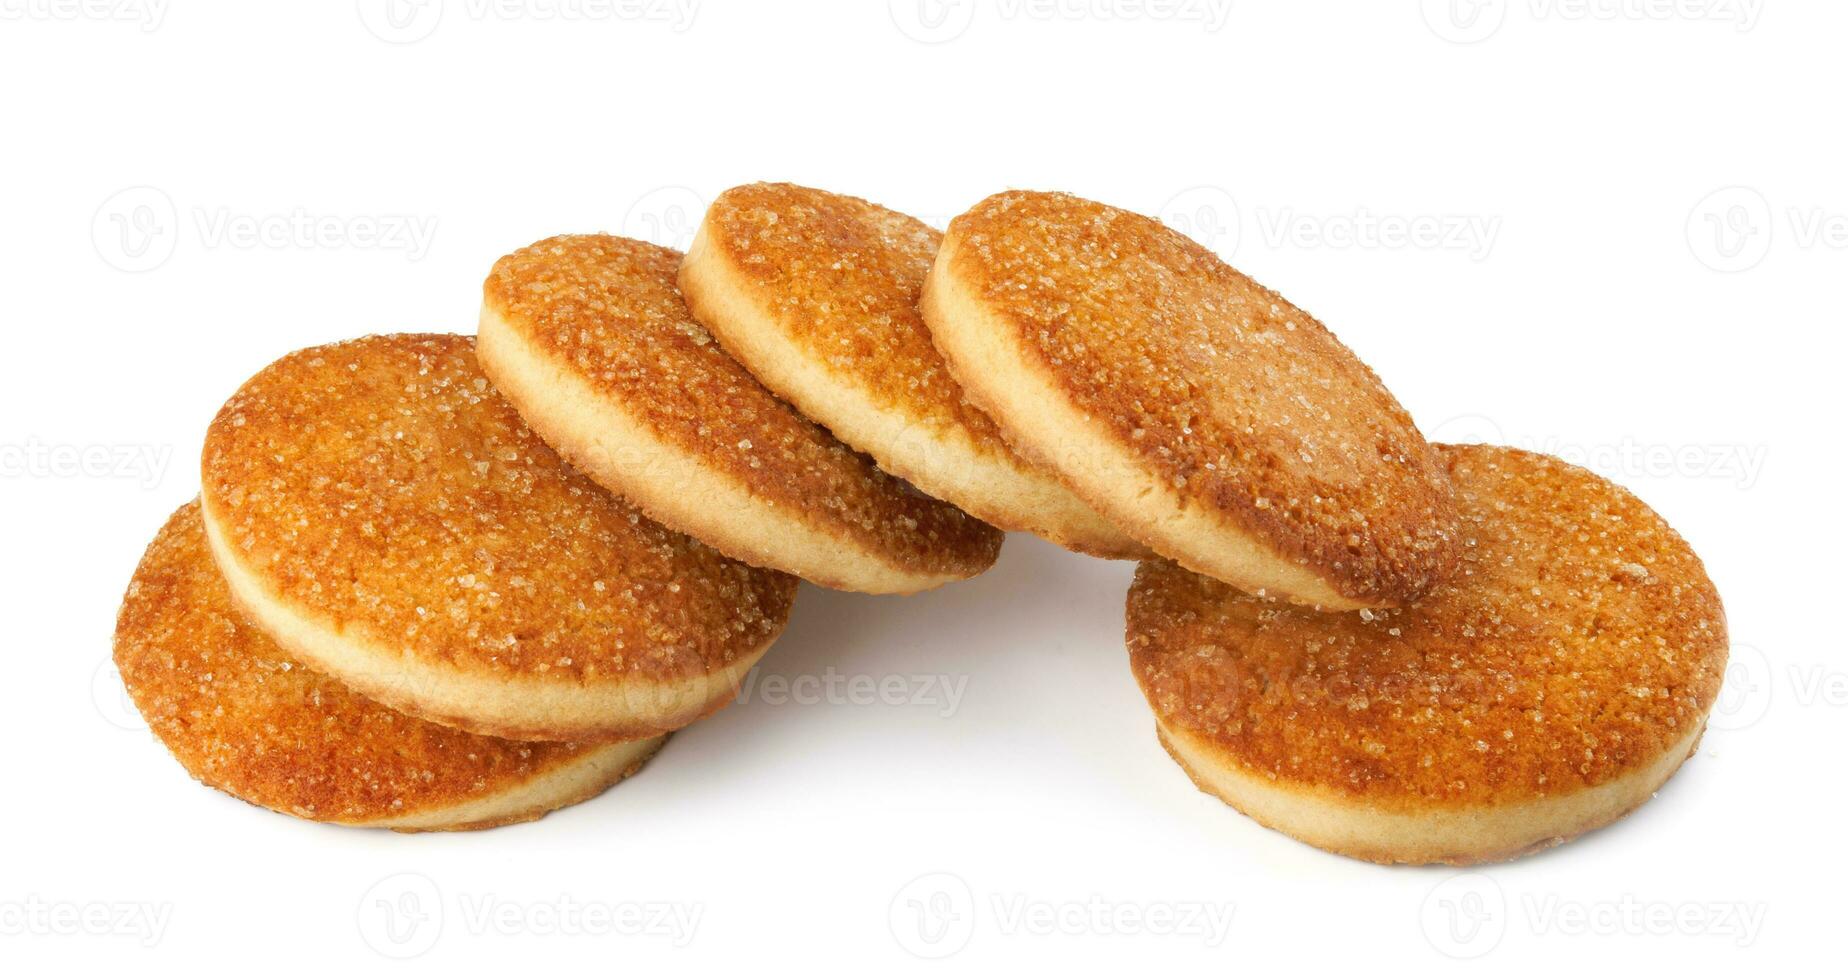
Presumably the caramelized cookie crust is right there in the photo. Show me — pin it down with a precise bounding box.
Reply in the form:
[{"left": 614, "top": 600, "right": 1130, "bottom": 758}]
[
  {"left": 200, "top": 333, "right": 795, "bottom": 686},
  {"left": 687, "top": 184, "right": 1141, "bottom": 559},
  {"left": 1128, "top": 445, "right": 1727, "bottom": 808},
  {"left": 113, "top": 502, "right": 636, "bottom": 825},
  {"left": 483, "top": 235, "right": 1000, "bottom": 581},
  {"left": 697, "top": 183, "right": 1008, "bottom": 453},
  {"left": 940, "top": 191, "right": 1459, "bottom": 604}
]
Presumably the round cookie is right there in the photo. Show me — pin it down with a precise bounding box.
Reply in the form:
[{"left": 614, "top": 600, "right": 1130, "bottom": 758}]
[
  {"left": 923, "top": 190, "right": 1458, "bottom": 610},
  {"left": 679, "top": 183, "right": 1144, "bottom": 560},
  {"left": 115, "top": 502, "right": 667, "bottom": 832},
  {"left": 1126, "top": 445, "right": 1728, "bottom": 865},
  {"left": 478, "top": 234, "right": 1001, "bottom": 594},
  {"left": 200, "top": 333, "right": 796, "bottom": 742}
]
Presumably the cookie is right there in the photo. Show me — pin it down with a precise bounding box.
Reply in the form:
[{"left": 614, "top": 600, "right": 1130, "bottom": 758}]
[
  {"left": 115, "top": 502, "right": 667, "bottom": 831},
  {"left": 679, "top": 183, "right": 1143, "bottom": 559},
  {"left": 1127, "top": 445, "right": 1728, "bottom": 865},
  {"left": 923, "top": 190, "right": 1458, "bottom": 609},
  {"left": 200, "top": 333, "right": 796, "bottom": 742},
  {"left": 479, "top": 234, "right": 1002, "bottom": 594}
]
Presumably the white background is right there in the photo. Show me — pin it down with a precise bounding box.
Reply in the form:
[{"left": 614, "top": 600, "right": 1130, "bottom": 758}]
[{"left": 0, "top": 0, "right": 1836, "bottom": 974}]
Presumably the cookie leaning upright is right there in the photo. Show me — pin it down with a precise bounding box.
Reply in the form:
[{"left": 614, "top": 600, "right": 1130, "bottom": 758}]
[
  {"left": 478, "top": 234, "right": 1001, "bottom": 594},
  {"left": 116, "top": 501, "right": 667, "bottom": 832},
  {"left": 678, "top": 183, "right": 1144, "bottom": 559},
  {"left": 200, "top": 333, "right": 796, "bottom": 742},
  {"left": 1128, "top": 445, "right": 1729, "bottom": 865},
  {"left": 923, "top": 191, "right": 1459, "bottom": 610}
]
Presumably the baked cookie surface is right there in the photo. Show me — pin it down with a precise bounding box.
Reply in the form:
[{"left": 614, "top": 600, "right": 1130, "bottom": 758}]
[
  {"left": 200, "top": 333, "right": 795, "bottom": 741},
  {"left": 115, "top": 502, "right": 666, "bottom": 831},
  {"left": 1127, "top": 445, "right": 1728, "bottom": 864},
  {"left": 680, "top": 183, "right": 1142, "bottom": 559},
  {"left": 480, "top": 234, "right": 1002, "bottom": 594},
  {"left": 925, "top": 190, "right": 1458, "bottom": 609}
]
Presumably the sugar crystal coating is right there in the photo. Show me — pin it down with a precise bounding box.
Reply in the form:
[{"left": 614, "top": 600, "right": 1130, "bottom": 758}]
[
  {"left": 1128, "top": 445, "right": 1728, "bottom": 806},
  {"left": 113, "top": 502, "right": 623, "bottom": 824},
  {"left": 944, "top": 191, "right": 1459, "bottom": 603},
  {"left": 200, "top": 333, "right": 795, "bottom": 684},
  {"left": 483, "top": 234, "right": 1001, "bottom": 578},
  {"left": 700, "top": 183, "right": 1012, "bottom": 454}
]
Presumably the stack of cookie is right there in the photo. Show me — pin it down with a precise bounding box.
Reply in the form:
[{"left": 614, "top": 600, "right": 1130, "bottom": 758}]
[
  {"left": 115, "top": 182, "right": 1727, "bottom": 861},
  {"left": 112, "top": 195, "right": 1013, "bottom": 831},
  {"left": 114, "top": 335, "right": 800, "bottom": 830},
  {"left": 909, "top": 189, "right": 1729, "bottom": 865},
  {"left": 668, "top": 183, "right": 1727, "bottom": 864}
]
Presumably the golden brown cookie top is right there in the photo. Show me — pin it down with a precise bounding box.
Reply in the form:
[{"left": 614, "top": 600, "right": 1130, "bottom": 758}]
[
  {"left": 1128, "top": 445, "right": 1728, "bottom": 808},
  {"left": 114, "top": 501, "right": 611, "bottom": 824},
  {"left": 482, "top": 234, "right": 1000, "bottom": 580},
  {"left": 200, "top": 333, "right": 795, "bottom": 685},
  {"left": 697, "top": 183, "right": 1008, "bottom": 452},
  {"left": 942, "top": 190, "right": 1459, "bottom": 605}
]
